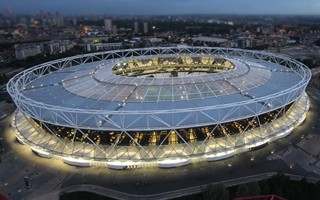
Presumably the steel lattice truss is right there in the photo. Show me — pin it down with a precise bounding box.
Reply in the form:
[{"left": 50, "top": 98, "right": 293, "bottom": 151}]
[{"left": 7, "top": 47, "right": 311, "bottom": 168}]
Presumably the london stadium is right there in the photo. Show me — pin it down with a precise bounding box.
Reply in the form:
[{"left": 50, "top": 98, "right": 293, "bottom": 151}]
[{"left": 7, "top": 47, "right": 311, "bottom": 169}]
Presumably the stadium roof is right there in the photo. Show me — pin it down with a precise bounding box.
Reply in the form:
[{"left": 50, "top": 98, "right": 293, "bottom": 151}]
[{"left": 8, "top": 47, "right": 310, "bottom": 131}]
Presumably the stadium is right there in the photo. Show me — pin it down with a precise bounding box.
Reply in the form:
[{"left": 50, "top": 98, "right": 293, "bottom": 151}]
[{"left": 7, "top": 47, "right": 311, "bottom": 169}]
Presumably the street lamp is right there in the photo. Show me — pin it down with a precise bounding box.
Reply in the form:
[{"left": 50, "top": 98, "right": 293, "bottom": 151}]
[
  {"left": 228, "top": 163, "right": 232, "bottom": 172},
  {"left": 250, "top": 156, "right": 255, "bottom": 161},
  {"left": 4, "top": 182, "right": 8, "bottom": 195},
  {"left": 0, "top": 137, "right": 2, "bottom": 155},
  {"left": 289, "top": 163, "right": 294, "bottom": 169}
]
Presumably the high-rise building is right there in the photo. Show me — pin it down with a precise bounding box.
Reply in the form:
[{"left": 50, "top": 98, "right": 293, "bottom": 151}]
[
  {"left": 6, "top": 5, "right": 13, "bottom": 17},
  {"left": 104, "top": 19, "right": 112, "bottom": 32},
  {"left": 134, "top": 21, "right": 139, "bottom": 34},
  {"left": 52, "top": 16, "right": 64, "bottom": 27},
  {"left": 15, "top": 44, "right": 43, "bottom": 60},
  {"left": 57, "top": 16, "right": 64, "bottom": 27},
  {"left": 143, "top": 22, "right": 148, "bottom": 34},
  {"left": 72, "top": 17, "right": 77, "bottom": 26},
  {"left": 112, "top": 25, "right": 118, "bottom": 35}
]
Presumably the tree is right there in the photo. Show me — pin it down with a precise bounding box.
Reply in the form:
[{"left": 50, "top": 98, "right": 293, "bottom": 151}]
[
  {"left": 310, "top": 180, "right": 320, "bottom": 200},
  {"left": 259, "top": 179, "right": 270, "bottom": 195},
  {"left": 299, "top": 177, "right": 308, "bottom": 192},
  {"left": 235, "top": 184, "right": 249, "bottom": 198},
  {"left": 285, "top": 182, "right": 302, "bottom": 200},
  {"left": 247, "top": 181, "right": 261, "bottom": 196},
  {"left": 268, "top": 173, "right": 290, "bottom": 196},
  {"left": 202, "top": 183, "right": 229, "bottom": 200},
  {"left": 297, "top": 58, "right": 314, "bottom": 68}
]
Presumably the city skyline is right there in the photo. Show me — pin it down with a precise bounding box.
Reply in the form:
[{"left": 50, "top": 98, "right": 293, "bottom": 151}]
[
  {"left": 1, "top": 0, "right": 320, "bottom": 199},
  {"left": 0, "top": 0, "right": 320, "bottom": 16}
]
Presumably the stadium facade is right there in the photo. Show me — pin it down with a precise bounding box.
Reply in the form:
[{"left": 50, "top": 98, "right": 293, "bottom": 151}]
[{"left": 7, "top": 47, "right": 311, "bottom": 169}]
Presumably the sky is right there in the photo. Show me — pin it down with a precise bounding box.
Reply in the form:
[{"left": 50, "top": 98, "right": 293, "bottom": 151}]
[{"left": 0, "top": 0, "right": 320, "bottom": 16}]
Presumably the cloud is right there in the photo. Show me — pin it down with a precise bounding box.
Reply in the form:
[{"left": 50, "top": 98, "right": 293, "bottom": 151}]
[{"left": 0, "top": 0, "right": 319, "bottom": 15}]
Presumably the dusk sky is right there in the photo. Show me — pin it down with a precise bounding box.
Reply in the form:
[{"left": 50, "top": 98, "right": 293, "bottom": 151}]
[{"left": 0, "top": 0, "right": 320, "bottom": 15}]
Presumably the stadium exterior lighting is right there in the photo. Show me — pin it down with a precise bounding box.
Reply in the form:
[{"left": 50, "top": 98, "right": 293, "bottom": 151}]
[{"left": 7, "top": 47, "right": 311, "bottom": 169}]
